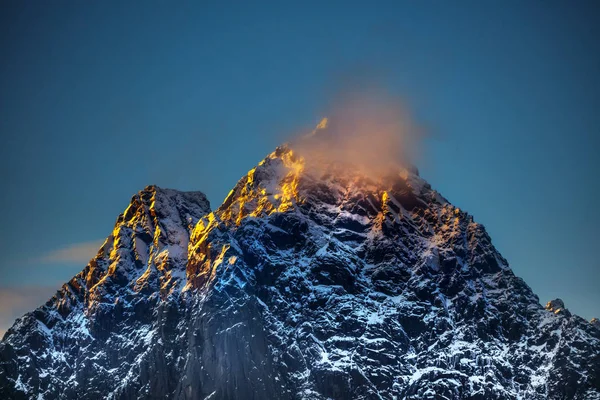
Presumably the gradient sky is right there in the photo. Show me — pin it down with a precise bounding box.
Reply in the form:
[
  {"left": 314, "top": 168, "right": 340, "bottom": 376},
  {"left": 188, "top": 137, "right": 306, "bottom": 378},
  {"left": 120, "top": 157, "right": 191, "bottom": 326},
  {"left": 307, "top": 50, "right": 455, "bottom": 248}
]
[{"left": 1, "top": 0, "right": 599, "bottom": 335}]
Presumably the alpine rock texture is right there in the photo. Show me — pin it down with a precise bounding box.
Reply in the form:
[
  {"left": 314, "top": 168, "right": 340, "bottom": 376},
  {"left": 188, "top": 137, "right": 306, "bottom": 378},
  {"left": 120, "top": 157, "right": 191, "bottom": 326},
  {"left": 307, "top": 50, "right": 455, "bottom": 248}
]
[{"left": 1, "top": 144, "right": 599, "bottom": 400}]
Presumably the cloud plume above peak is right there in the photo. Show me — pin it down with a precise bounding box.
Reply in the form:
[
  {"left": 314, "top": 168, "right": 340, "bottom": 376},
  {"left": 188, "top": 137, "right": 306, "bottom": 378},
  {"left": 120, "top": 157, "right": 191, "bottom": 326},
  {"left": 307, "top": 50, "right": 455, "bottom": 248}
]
[{"left": 290, "top": 87, "right": 423, "bottom": 177}]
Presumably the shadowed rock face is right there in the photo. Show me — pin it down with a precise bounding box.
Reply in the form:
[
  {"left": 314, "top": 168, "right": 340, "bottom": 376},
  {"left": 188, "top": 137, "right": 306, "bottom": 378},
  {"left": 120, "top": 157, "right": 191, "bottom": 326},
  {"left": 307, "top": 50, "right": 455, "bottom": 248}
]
[{"left": 1, "top": 147, "right": 599, "bottom": 400}]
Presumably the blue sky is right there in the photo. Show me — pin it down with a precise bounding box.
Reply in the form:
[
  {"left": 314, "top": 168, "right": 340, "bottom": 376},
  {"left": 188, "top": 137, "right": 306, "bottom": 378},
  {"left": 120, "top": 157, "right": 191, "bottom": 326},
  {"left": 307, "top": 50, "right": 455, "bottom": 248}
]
[{"left": 1, "top": 0, "right": 599, "bottom": 334}]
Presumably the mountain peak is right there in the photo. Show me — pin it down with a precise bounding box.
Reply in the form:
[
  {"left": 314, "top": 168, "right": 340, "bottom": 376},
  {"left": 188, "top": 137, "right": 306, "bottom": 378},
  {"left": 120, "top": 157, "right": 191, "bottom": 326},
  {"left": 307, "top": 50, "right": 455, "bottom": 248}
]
[
  {"left": 217, "top": 140, "right": 436, "bottom": 231},
  {"left": 1, "top": 147, "right": 599, "bottom": 400},
  {"left": 545, "top": 298, "right": 571, "bottom": 316},
  {"left": 70, "top": 185, "right": 211, "bottom": 311},
  {"left": 125, "top": 184, "right": 210, "bottom": 216}
]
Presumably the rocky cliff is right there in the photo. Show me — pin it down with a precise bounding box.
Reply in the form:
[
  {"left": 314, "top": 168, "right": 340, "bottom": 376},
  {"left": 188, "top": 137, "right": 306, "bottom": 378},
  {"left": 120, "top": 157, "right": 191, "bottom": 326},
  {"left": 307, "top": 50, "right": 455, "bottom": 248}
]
[{"left": 1, "top": 145, "right": 599, "bottom": 399}]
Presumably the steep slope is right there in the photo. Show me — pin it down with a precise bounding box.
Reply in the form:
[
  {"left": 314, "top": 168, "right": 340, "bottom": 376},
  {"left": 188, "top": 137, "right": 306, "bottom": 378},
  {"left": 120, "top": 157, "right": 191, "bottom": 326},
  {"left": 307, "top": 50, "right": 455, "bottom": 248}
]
[
  {"left": 1, "top": 146, "right": 599, "bottom": 400},
  {"left": 0, "top": 186, "right": 211, "bottom": 399}
]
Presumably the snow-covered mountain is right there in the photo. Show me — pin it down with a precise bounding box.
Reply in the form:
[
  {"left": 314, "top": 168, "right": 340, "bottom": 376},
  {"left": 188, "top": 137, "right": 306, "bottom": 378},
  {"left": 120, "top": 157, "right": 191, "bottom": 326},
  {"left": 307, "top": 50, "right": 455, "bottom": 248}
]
[{"left": 1, "top": 144, "right": 599, "bottom": 400}]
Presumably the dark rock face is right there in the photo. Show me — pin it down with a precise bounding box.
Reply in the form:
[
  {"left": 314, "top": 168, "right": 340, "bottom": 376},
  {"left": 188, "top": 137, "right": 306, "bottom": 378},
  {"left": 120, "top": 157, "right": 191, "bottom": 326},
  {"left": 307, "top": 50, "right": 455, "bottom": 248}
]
[{"left": 1, "top": 148, "right": 599, "bottom": 400}]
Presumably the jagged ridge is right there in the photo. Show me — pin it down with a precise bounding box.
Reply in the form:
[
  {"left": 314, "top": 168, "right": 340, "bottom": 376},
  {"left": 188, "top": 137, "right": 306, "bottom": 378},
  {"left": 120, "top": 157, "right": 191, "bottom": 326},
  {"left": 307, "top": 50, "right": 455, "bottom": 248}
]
[{"left": 1, "top": 147, "right": 599, "bottom": 400}]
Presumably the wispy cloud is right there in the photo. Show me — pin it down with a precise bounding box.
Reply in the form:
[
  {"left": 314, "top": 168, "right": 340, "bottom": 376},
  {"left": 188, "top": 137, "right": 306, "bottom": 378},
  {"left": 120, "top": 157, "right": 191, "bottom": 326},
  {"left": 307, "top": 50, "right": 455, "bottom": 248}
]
[
  {"left": 290, "top": 85, "right": 424, "bottom": 178},
  {"left": 39, "top": 240, "right": 104, "bottom": 264},
  {"left": 0, "top": 285, "right": 61, "bottom": 339},
  {"left": 1, "top": 240, "right": 105, "bottom": 339}
]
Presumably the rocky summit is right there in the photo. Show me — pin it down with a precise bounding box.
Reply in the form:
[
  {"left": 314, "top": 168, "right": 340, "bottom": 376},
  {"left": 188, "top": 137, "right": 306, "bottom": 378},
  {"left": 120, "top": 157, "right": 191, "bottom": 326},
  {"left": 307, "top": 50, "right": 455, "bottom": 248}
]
[{"left": 1, "top": 144, "right": 599, "bottom": 400}]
